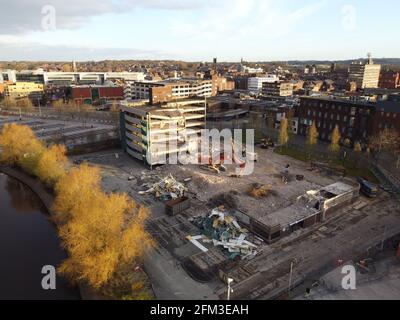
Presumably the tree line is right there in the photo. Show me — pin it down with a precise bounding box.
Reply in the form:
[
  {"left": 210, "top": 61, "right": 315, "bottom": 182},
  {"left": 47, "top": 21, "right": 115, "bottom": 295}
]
[
  {"left": 0, "top": 123, "right": 153, "bottom": 297},
  {"left": 278, "top": 117, "right": 400, "bottom": 165}
]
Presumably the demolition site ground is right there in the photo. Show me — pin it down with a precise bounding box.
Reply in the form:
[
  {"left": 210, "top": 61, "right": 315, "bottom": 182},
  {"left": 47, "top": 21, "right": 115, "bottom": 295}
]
[{"left": 71, "top": 147, "right": 400, "bottom": 300}]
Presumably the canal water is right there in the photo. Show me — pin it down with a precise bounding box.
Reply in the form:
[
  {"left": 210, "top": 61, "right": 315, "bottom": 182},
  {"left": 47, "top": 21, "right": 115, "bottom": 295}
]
[{"left": 0, "top": 173, "right": 80, "bottom": 300}]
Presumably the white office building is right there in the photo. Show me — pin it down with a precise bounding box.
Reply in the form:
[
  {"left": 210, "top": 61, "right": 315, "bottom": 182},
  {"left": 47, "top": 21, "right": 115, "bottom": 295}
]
[{"left": 248, "top": 75, "right": 280, "bottom": 93}]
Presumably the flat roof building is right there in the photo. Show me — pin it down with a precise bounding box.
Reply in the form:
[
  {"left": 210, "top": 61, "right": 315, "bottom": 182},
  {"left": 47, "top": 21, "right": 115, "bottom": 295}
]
[
  {"left": 349, "top": 55, "right": 381, "bottom": 89},
  {"left": 232, "top": 180, "right": 359, "bottom": 243},
  {"left": 298, "top": 96, "right": 400, "bottom": 144},
  {"left": 120, "top": 100, "right": 206, "bottom": 165},
  {"left": 262, "top": 81, "right": 294, "bottom": 97}
]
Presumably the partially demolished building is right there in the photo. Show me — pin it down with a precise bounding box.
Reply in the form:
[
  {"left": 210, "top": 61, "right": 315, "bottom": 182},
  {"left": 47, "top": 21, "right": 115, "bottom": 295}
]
[
  {"left": 120, "top": 99, "right": 206, "bottom": 165},
  {"left": 231, "top": 181, "right": 360, "bottom": 243}
]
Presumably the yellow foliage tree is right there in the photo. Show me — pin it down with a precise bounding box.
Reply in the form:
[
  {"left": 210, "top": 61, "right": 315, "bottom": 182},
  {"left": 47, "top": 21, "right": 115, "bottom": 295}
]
[
  {"left": 36, "top": 144, "right": 68, "bottom": 187},
  {"left": 57, "top": 189, "right": 153, "bottom": 288},
  {"left": 278, "top": 118, "right": 289, "bottom": 146},
  {"left": 0, "top": 123, "right": 45, "bottom": 175},
  {"left": 17, "top": 98, "right": 34, "bottom": 110},
  {"left": 53, "top": 163, "right": 103, "bottom": 224},
  {"left": 307, "top": 122, "right": 318, "bottom": 146},
  {"left": 354, "top": 142, "right": 362, "bottom": 153},
  {"left": 329, "top": 125, "right": 341, "bottom": 153}
]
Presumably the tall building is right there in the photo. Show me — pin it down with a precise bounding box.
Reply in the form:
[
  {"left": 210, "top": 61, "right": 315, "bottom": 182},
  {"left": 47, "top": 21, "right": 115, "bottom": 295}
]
[{"left": 348, "top": 54, "right": 381, "bottom": 89}]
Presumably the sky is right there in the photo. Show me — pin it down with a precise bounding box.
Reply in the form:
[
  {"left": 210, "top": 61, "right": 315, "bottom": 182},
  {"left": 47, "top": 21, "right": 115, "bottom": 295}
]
[{"left": 0, "top": 0, "right": 397, "bottom": 62}]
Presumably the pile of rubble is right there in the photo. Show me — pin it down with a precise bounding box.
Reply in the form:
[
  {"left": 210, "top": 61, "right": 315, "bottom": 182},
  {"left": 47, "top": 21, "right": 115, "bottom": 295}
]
[
  {"left": 139, "top": 174, "right": 188, "bottom": 201},
  {"left": 189, "top": 206, "right": 258, "bottom": 260}
]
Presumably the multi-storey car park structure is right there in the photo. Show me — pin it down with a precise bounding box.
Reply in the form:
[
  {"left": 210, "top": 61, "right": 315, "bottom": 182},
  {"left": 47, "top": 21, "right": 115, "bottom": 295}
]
[{"left": 120, "top": 100, "right": 206, "bottom": 165}]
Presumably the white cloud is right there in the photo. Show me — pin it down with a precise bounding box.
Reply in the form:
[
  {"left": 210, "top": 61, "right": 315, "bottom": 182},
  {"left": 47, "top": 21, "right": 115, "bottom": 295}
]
[
  {"left": 0, "top": 0, "right": 204, "bottom": 34},
  {"left": 0, "top": 38, "right": 168, "bottom": 61},
  {"left": 169, "top": 0, "right": 326, "bottom": 40}
]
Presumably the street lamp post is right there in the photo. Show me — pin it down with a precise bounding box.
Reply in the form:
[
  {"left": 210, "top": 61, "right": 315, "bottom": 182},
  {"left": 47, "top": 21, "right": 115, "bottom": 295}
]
[
  {"left": 288, "top": 261, "right": 294, "bottom": 297},
  {"left": 227, "top": 278, "right": 234, "bottom": 301}
]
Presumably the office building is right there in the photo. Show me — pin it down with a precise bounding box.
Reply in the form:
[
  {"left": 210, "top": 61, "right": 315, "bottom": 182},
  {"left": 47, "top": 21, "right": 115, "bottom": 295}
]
[
  {"left": 248, "top": 76, "right": 279, "bottom": 93},
  {"left": 3, "top": 82, "right": 44, "bottom": 100},
  {"left": 349, "top": 54, "right": 381, "bottom": 89},
  {"left": 262, "top": 81, "right": 294, "bottom": 97},
  {"left": 130, "top": 78, "right": 214, "bottom": 104}
]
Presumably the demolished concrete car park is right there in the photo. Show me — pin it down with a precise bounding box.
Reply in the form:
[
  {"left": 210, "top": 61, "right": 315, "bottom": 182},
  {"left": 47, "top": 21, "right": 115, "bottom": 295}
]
[
  {"left": 226, "top": 180, "right": 360, "bottom": 244},
  {"left": 188, "top": 207, "right": 260, "bottom": 260}
]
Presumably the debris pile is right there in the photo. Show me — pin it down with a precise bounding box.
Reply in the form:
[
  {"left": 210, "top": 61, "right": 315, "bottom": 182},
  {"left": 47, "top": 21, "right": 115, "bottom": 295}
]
[
  {"left": 247, "top": 183, "right": 269, "bottom": 199},
  {"left": 139, "top": 174, "right": 188, "bottom": 201},
  {"left": 207, "top": 192, "right": 238, "bottom": 210},
  {"left": 189, "top": 207, "right": 258, "bottom": 260}
]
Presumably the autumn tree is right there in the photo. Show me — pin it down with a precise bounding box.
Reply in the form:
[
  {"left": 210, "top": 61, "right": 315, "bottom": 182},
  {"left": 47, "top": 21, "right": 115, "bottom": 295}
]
[
  {"left": 62, "top": 64, "right": 72, "bottom": 72},
  {"left": 329, "top": 125, "right": 341, "bottom": 153},
  {"left": 3, "top": 97, "right": 17, "bottom": 109},
  {"left": 57, "top": 187, "right": 153, "bottom": 288},
  {"left": 369, "top": 128, "right": 400, "bottom": 168},
  {"left": 110, "top": 100, "right": 120, "bottom": 112},
  {"left": 17, "top": 98, "right": 34, "bottom": 110},
  {"left": 53, "top": 163, "right": 103, "bottom": 224},
  {"left": 278, "top": 117, "right": 289, "bottom": 146},
  {"left": 354, "top": 142, "right": 362, "bottom": 153},
  {"left": 307, "top": 123, "right": 318, "bottom": 147},
  {"left": 369, "top": 128, "right": 400, "bottom": 157},
  {"left": 0, "top": 123, "right": 45, "bottom": 175},
  {"left": 36, "top": 144, "right": 68, "bottom": 187}
]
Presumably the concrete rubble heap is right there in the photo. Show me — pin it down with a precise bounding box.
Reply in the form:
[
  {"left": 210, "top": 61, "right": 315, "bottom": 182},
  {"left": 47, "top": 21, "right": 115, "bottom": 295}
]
[
  {"left": 189, "top": 207, "right": 258, "bottom": 260},
  {"left": 139, "top": 174, "right": 188, "bottom": 200}
]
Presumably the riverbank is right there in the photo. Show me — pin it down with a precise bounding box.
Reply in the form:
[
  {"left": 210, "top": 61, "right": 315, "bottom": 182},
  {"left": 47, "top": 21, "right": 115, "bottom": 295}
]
[
  {"left": 0, "top": 165, "right": 153, "bottom": 300},
  {"left": 0, "top": 165, "right": 105, "bottom": 300},
  {"left": 0, "top": 166, "right": 55, "bottom": 212}
]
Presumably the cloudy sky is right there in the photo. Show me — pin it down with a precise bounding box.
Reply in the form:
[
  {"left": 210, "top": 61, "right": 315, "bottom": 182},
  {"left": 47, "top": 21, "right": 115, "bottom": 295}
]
[{"left": 0, "top": 0, "right": 397, "bottom": 61}]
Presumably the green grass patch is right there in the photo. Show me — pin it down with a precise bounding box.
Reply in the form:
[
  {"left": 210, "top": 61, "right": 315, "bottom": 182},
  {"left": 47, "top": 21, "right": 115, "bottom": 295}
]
[{"left": 275, "top": 145, "right": 380, "bottom": 184}]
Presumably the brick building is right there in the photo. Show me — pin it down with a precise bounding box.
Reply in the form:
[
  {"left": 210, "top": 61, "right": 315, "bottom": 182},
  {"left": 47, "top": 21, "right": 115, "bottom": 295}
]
[
  {"left": 379, "top": 70, "right": 400, "bottom": 89},
  {"left": 70, "top": 85, "right": 124, "bottom": 105},
  {"left": 298, "top": 96, "right": 400, "bottom": 144}
]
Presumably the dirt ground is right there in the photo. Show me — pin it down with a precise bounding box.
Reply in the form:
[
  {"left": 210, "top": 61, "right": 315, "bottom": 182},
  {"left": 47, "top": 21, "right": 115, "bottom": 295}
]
[{"left": 70, "top": 147, "right": 400, "bottom": 300}]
